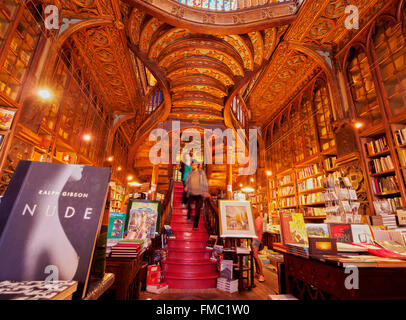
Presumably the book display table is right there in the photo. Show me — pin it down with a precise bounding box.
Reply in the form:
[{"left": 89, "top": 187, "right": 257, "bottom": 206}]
[
  {"left": 105, "top": 252, "right": 145, "bottom": 300},
  {"left": 280, "top": 252, "right": 406, "bottom": 300},
  {"left": 83, "top": 273, "right": 115, "bottom": 300},
  {"left": 0, "top": 281, "right": 78, "bottom": 300}
]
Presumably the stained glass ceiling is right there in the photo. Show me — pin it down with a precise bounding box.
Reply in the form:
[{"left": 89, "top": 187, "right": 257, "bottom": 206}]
[{"left": 176, "top": 0, "right": 237, "bottom": 11}]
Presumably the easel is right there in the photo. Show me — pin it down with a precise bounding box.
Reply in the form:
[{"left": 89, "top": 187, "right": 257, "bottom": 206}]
[{"left": 220, "top": 237, "right": 255, "bottom": 291}]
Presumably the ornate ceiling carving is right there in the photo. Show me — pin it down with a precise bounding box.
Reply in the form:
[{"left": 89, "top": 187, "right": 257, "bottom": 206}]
[
  {"left": 124, "top": 0, "right": 300, "bottom": 34},
  {"left": 126, "top": 6, "right": 287, "bottom": 123}
]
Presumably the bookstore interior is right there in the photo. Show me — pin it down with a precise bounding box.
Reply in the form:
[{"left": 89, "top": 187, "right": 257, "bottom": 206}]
[{"left": 3, "top": 0, "right": 406, "bottom": 301}]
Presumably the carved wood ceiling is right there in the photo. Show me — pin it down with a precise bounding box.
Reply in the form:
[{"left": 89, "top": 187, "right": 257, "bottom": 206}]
[
  {"left": 249, "top": 0, "right": 384, "bottom": 126},
  {"left": 127, "top": 5, "right": 288, "bottom": 122}
]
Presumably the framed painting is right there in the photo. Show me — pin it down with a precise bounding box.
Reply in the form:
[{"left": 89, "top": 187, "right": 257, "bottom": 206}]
[
  {"left": 218, "top": 200, "right": 256, "bottom": 238},
  {"left": 125, "top": 200, "right": 161, "bottom": 240}
]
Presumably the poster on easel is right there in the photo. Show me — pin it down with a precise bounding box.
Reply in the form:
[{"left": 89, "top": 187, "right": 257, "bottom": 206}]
[
  {"left": 0, "top": 161, "right": 111, "bottom": 299},
  {"left": 218, "top": 200, "right": 256, "bottom": 238},
  {"left": 125, "top": 200, "right": 161, "bottom": 240}
]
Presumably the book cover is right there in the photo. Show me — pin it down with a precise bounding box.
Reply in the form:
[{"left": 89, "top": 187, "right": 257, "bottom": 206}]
[
  {"left": 219, "top": 260, "right": 233, "bottom": 280},
  {"left": 351, "top": 243, "right": 406, "bottom": 259},
  {"left": 280, "top": 212, "right": 308, "bottom": 245},
  {"left": 350, "top": 224, "right": 374, "bottom": 244},
  {"left": 329, "top": 223, "right": 353, "bottom": 243},
  {"left": 0, "top": 161, "right": 110, "bottom": 299},
  {"left": 107, "top": 212, "right": 126, "bottom": 239},
  {"left": 305, "top": 223, "right": 330, "bottom": 238}
]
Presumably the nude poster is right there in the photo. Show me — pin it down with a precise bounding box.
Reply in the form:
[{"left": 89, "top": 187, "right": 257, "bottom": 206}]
[{"left": 0, "top": 161, "right": 111, "bottom": 299}]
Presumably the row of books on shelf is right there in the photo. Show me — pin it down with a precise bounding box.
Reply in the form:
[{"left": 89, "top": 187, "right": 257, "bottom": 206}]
[
  {"left": 371, "top": 176, "right": 399, "bottom": 194},
  {"left": 296, "top": 164, "right": 320, "bottom": 180},
  {"left": 364, "top": 136, "right": 388, "bottom": 156},
  {"left": 278, "top": 185, "right": 295, "bottom": 197},
  {"left": 300, "top": 206, "right": 325, "bottom": 217},
  {"left": 298, "top": 193, "right": 322, "bottom": 205},
  {"left": 278, "top": 173, "right": 294, "bottom": 186},
  {"left": 369, "top": 155, "right": 394, "bottom": 174},
  {"left": 393, "top": 127, "right": 406, "bottom": 146},
  {"left": 297, "top": 176, "right": 323, "bottom": 193},
  {"left": 279, "top": 197, "right": 296, "bottom": 208},
  {"left": 324, "top": 156, "right": 337, "bottom": 170}
]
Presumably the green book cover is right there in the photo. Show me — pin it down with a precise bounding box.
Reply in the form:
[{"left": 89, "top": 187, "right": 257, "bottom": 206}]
[{"left": 107, "top": 212, "right": 126, "bottom": 239}]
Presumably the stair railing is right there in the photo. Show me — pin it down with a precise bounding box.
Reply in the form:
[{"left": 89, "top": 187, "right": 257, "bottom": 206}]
[
  {"left": 203, "top": 196, "right": 219, "bottom": 236},
  {"left": 160, "top": 176, "right": 175, "bottom": 233}
]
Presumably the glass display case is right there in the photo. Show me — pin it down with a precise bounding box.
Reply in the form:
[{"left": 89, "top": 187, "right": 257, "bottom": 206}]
[
  {"left": 347, "top": 47, "right": 381, "bottom": 127},
  {"left": 0, "top": 3, "right": 40, "bottom": 101}
]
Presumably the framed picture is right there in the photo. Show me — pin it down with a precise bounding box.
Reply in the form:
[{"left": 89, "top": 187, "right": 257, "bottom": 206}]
[
  {"left": 0, "top": 107, "right": 16, "bottom": 131},
  {"left": 125, "top": 200, "right": 161, "bottom": 240},
  {"left": 218, "top": 200, "right": 257, "bottom": 238}
]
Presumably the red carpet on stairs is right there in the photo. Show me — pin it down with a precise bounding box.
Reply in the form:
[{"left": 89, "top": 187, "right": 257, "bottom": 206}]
[{"left": 162, "top": 182, "right": 218, "bottom": 289}]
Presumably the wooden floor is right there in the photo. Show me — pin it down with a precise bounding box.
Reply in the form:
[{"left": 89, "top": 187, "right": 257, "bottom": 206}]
[{"left": 140, "top": 265, "right": 279, "bottom": 300}]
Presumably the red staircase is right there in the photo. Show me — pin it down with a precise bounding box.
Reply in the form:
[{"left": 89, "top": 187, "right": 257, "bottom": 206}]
[{"left": 162, "top": 182, "right": 218, "bottom": 289}]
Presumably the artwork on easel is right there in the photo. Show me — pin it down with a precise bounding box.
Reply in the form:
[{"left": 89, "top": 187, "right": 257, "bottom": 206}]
[{"left": 218, "top": 200, "right": 256, "bottom": 238}]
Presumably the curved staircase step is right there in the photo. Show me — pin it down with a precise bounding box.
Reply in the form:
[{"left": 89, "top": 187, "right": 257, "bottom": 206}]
[
  {"left": 164, "top": 273, "right": 218, "bottom": 289},
  {"left": 167, "top": 239, "right": 208, "bottom": 249}
]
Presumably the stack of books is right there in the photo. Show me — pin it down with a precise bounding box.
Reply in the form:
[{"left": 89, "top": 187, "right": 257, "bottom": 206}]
[
  {"left": 285, "top": 244, "right": 309, "bottom": 258},
  {"left": 110, "top": 239, "right": 144, "bottom": 258},
  {"left": 371, "top": 215, "right": 398, "bottom": 230},
  {"left": 146, "top": 282, "right": 168, "bottom": 294},
  {"left": 217, "top": 278, "right": 239, "bottom": 293}
]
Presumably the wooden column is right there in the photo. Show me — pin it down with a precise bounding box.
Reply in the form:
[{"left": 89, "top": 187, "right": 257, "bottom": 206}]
[
  {"left": 226, "top": 164, "right": 233, "bottom": 200},
  {"left": 150, "top": 164, "right": 159, "bottom": 200}
]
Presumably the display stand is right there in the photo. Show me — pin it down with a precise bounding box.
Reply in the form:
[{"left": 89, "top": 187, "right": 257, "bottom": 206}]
[{"left": 221, "top": 237, "right": 254, "bottom": 292}]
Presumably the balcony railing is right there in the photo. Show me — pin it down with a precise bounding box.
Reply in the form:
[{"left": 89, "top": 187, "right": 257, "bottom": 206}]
[{"left": 176, "top": 0, "right": 290, "bottom": 11}]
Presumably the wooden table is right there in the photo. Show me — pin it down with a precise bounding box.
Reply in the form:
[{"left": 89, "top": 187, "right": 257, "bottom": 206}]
[
  {"left": 281, "top": 252, "right": 406, "bottom": 300},
  {"left": 105, "top": 252, "right": 145, "bottom": 300}
]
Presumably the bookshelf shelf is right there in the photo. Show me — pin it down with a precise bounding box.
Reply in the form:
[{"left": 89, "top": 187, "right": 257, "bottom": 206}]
[
  {"left": 303, "top": 216, "right": 326, "bottom": 219},
  {"left": 298, "top": 187, "right": 324, "bottom": 195},
  {"left": 297, "top": 172, "right": 323, "bottom": 182},
  {"left": 371, "top": 170, "right": 396, "bottom": 177},
  {"left": 366, "top": 149, "right": 391, "bottom": 158},
  {"left": 278, "top": 194, "right": 296, "bottom": 199},
  {"left": 375, "top": 190, "right": 401, "bottom": 197},
  {"left": 300, "top": 202, "right": 326, "bottom": 206}
]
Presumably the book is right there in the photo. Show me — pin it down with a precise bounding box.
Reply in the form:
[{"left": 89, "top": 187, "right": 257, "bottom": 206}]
[
  {"left": 374, "top": 240, "right": 406, "bottom": 255},
  {"left": 219, "top": 260, "right": 233, "bottom": 280},
  {"left": 0, "top": 161, "right": 110, "bottom": 299},
  {"left": 329, "top": 223, "right": 353, "bottom": 243},
  {"left": 351, "top": 243, "right": 406, "bottom": 259},
  {"left": 146, "top": 282, "right": 168, "bottom": 294},
  {"left": 373, "top": 200, "right": 392, "bottom": 215},
  {"left": 305, "top": 223, "right": 330, "bottom": 238},
  {"left": 350, "top": 224, "right": 374, "bottom": 244},
  {"left": 279, "top": 212, "right": 308, "bottom": 246}
]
